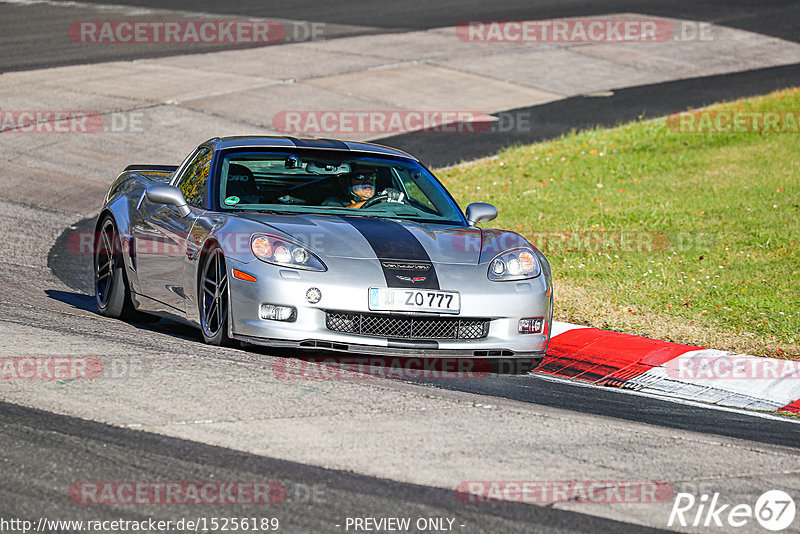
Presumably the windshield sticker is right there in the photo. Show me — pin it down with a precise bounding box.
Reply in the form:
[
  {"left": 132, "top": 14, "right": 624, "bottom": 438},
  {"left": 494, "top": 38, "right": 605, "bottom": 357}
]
[{"left": 224, "top": 196, "right": 240, "bottom": 206}]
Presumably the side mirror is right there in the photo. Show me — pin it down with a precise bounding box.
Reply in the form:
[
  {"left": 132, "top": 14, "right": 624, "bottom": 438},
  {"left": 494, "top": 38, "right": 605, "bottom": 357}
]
[
  {"left": 465, "top": 202, "right": 498, "bottom": 226},
  {"left": 146, "top": 185, "right": 191, "bottom": 217}
]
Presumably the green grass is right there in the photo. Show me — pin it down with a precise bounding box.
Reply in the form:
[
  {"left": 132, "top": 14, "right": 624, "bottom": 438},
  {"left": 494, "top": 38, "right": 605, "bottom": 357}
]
[{"left": 439, "top": 88, "right": 800, "bottom": 357}]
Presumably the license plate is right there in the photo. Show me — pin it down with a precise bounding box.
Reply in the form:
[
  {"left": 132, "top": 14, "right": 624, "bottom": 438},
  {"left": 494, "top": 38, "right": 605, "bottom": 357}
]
[{"left": 369, "top": 288, "right": 460, "bottom": 314}]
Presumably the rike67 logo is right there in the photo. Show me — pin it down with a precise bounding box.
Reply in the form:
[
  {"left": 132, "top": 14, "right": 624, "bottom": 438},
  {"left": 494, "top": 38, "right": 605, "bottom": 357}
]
[{"left": 669, "top": 490, "right": 795, "bottom": 531}]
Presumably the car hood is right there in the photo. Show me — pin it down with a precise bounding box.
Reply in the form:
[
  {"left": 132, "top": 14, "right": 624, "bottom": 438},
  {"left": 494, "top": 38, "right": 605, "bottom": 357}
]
[{"left": 237, "top": 212, "right": 527, "bottom": 265}]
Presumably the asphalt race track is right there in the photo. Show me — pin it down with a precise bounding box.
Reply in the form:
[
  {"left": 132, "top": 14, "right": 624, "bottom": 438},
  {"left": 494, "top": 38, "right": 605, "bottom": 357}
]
[
  {"left": 2, "top": 0, "right": 799, "bottom": 71},
  {"left": 0, "top": 401, "right": 675, "bottom": 533},
  {"left": 46, "top": 217, "right": 800, "bottom": 449},
  {"left": 3, "top": 1, "right": 800, "bottom": 533},
  {"left": 382, "top": 63, "right": 800, "bottom": 168}
]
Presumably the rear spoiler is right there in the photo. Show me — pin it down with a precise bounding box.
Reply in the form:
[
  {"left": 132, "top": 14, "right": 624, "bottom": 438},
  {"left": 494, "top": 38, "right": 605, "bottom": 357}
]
[{"left": 123, "top": 164, "right": 178, "bottom": 173}]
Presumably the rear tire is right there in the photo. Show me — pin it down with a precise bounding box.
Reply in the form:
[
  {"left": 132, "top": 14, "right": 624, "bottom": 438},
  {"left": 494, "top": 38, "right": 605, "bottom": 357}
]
[
  {"left": 198, "top": 245, "right": 236, "bottom": 347},
  {"left": 94, "top": 215, "right": 159, "bottom": 323}
]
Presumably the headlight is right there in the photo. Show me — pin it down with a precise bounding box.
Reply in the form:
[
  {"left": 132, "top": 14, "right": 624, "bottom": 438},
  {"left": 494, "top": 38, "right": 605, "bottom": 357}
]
[
  {"left": 251, "top": 234, "right": 327, "bottom": 271},
  {"left": 488, "top": 248, "right": 541, "bottom": 281}
]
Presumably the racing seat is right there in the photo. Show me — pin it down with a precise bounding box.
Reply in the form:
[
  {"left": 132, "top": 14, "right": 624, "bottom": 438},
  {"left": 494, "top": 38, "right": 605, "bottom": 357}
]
[{"left": 223, "top": 163, "right": 261, "bottom": 205}]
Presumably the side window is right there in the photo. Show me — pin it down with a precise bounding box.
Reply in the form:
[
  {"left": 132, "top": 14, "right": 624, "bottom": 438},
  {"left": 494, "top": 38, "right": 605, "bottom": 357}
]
[{"left": 177, "top": 148, "right": 213, "bottom": 207}]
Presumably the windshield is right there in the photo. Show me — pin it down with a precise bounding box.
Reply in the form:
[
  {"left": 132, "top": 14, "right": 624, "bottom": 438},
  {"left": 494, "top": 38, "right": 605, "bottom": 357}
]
[{"left": 215, "top": 150, "right": 465, "bottom": 224}]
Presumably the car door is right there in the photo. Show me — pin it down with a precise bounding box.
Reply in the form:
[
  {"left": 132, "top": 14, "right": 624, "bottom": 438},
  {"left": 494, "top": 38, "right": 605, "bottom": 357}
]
[{"left": 134, "top": 147, "right": 212, "bottom": 314}]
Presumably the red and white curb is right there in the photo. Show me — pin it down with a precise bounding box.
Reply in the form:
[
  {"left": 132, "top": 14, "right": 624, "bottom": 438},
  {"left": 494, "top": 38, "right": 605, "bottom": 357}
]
[{"left": 542, "top": 322, "right": 800, "bottom": 413}]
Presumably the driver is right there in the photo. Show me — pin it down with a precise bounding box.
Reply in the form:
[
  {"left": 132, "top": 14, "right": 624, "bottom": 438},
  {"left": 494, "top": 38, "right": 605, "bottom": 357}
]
[{"left": 323, "top": 169, "right": 404, "bottom": 209}]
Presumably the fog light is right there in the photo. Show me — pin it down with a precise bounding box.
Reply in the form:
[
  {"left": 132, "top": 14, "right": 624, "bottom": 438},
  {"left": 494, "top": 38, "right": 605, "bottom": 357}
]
[
  {"left": 260, "top": 304, "right": 296, "bottom": 322},
  {"left": 518, "top": 317, "right": 544, "bottom": 334}
]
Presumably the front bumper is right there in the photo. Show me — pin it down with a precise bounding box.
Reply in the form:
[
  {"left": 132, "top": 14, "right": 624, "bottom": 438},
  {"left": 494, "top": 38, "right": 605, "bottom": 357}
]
[
  {"left": 227, "top": 257, "right": 552, "bottom": 359},
  {"left": 234, "top": 334, "right": 546, "bottom": 359}
]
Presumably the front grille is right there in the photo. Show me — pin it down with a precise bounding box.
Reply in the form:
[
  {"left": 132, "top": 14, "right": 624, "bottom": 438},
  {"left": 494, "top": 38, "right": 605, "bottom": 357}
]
[{"left": 325, "top": 312, "right": 489, "bottom": 340}]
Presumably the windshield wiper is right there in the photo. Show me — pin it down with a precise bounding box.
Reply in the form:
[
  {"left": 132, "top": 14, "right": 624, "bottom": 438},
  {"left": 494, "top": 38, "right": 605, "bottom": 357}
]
[
  {"left": 226, "top": 208, "right": 288, "bottom": 215},
  {"left": 396, "top": 216, "right": 457, "bottom": 224}
]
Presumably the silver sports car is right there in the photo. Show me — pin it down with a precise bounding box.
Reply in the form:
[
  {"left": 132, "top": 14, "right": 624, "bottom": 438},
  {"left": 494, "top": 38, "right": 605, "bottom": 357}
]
[{"left": 95, "top": 136, "right": 553, "bottom": 371}]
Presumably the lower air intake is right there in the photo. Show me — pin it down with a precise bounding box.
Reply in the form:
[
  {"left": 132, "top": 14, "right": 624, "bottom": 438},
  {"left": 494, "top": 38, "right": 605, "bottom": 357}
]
[{"left": 326, "top": 312, "right": 489, "bottom": 340}]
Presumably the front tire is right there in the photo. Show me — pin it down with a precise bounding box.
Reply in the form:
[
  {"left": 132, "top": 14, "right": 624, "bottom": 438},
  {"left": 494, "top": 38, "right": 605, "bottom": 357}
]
[
  {"left": 199, "top": 245, "right": 236, "bottom": 347},
  {"left": 94, "top": 216, "right": 159, "bottom": 323}
]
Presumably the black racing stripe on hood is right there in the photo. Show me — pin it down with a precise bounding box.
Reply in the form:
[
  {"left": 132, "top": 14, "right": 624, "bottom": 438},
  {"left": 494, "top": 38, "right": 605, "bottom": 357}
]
[{"left": 342, "top": 216, "right": 440, "bottom": 289}]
